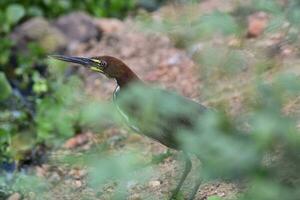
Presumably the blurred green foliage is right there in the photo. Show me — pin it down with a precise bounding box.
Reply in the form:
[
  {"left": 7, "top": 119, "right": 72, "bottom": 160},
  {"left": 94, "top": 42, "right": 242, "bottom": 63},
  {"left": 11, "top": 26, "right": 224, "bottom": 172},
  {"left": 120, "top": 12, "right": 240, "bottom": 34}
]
[
  {"left": 35, "top": 75, "right": 82, "bottom": 141},
  {"left": 47, "top": 74, "right": 298, "bottom": 200},
  {"left": 0, "top": 0, "right": 142, "bottom": 164},
  {"left": 138, "top": 0, "right": 300, "bottom": 48},
  {"left": 0, "top": 72, "right": 12, "bottom": 101},
  {"left": 0, "top": 0, "right": 135, "bottom": 24}
]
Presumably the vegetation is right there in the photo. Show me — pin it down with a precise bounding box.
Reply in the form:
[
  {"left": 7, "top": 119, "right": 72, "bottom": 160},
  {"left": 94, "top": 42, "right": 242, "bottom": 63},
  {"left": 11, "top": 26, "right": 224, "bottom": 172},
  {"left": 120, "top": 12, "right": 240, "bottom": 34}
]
[
  {"left": 1, "top": 0, "right": 300, "bottom": 200},
  {"left": 0, "top": 0, "right": 144, "bottom": 164}
]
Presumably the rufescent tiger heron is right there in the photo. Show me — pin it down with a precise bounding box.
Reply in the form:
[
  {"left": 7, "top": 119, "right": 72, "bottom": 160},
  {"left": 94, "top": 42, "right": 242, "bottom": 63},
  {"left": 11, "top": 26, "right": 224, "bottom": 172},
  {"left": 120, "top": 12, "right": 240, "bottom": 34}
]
[{"left": 50, "top": 55, "right": 209, "bottom": 200}]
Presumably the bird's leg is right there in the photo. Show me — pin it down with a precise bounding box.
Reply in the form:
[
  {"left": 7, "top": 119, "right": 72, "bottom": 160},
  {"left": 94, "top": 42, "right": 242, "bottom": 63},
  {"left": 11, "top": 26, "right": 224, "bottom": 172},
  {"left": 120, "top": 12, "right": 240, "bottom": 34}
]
[
  {"left": 188, "top": 155, "right": 202, "bottom": 200},
  {"left": 169, "top": 152, "right": 192, "bottom": 200},
  {"left": 188, "top": 173, "right": 202, "bottom": 200}
]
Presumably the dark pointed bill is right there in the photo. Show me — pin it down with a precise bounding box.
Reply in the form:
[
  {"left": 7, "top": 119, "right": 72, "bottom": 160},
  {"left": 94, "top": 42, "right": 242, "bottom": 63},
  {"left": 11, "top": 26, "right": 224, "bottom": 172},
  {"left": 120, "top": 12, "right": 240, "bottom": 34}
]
[{"left": 49, "top": 55, "right": 95, "bottom": 66}]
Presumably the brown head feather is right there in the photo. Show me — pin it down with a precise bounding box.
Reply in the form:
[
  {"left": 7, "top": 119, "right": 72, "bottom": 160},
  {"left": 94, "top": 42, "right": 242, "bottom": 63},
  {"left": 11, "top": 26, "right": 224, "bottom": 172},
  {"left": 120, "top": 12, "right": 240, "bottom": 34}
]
[{"left": 92, "top": 56, "right": 141, "bottom": 88}]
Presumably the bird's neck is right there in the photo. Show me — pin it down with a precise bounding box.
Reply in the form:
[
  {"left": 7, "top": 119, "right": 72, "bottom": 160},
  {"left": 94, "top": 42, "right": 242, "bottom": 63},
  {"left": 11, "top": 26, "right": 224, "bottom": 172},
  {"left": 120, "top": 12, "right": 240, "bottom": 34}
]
[{"left": 115, "top": 69, "right": 142, "bottom": 89}]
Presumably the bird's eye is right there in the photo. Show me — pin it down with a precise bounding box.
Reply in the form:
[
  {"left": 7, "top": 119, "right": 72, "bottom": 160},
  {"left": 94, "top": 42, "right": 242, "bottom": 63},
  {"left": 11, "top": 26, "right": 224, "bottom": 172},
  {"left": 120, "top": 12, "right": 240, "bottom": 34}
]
[{"left": 99, "top": 60, "right": 107, "bottom": 67}]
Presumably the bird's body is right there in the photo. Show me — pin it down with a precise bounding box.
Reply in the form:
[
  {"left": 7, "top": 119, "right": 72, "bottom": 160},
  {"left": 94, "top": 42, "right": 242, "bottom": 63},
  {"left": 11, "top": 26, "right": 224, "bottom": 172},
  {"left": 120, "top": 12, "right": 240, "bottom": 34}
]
[
  {"left": 50, "top": 55, "right": 207, "bottom": 200},
  {"left": 114, "top": 82, "right": 207, "bottom": 149}
]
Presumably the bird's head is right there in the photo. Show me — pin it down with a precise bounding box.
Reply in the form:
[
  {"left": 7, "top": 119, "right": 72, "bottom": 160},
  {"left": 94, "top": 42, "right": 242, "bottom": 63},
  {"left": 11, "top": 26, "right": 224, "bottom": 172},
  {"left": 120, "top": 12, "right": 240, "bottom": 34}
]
[{"left": 50, "top": 55, "right": 140, "bottom": 87}]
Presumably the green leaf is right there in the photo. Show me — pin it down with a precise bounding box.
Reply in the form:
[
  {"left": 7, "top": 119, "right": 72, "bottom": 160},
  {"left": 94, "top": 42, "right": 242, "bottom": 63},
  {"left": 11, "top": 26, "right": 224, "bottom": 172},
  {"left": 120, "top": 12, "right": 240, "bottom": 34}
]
[
  {"left": 27, "top": 6, "right": 43, "bottom": 17},
  {"left": 197, "top": 11, "right": 240, "bottom": 37},
  {"left": 12, "top": 174, "right": 48, "bottom": 194},
  {"left": 252, "top": 0, "right": 282, "bottom": 14},
  {"left": 0, "top": 72, "right": 12, "bottom": 101},
  {"left": 208, "top": 196, "right": 222, "bottom": 200},
  {"left": 6, "top": 4, "right": 25, "bottom": 25},
  {"left": 287, "top": 7, "right": 300, "bottom": 26},
  {"left": 151, "top": 150, "right": 173, "bottom": 164}
]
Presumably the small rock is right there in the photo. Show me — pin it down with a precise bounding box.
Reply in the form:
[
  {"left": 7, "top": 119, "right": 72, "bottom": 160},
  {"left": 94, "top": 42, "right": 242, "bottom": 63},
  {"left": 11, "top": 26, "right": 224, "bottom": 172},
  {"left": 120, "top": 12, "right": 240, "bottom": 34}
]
[
  {"left": 95, "top": 18, "right": 124, "bottom": 34},
  {"left": 127, "top": 134, "right": 143, "bottom": 143},
  {"left": 74, "top": 180, "right": 82, "bottom": 188},
  {"left": 7, "top": 193, "right": 21, "bottom": 200},
  {"left": 130, "top": 193, "right": 141, "bottom": 200},
  {"left": 28, "top": 192, "right": 36, "bottom": 199},
  {"left": 48, "top": 172, "right": 61, "bottom": 183},
  {"left": 281, "top": 47, "right": 293, "bottom": 57},
  {"left": 247, "top": 12, "right": 268, "bottom": 38},
  {"left": 149, "top": 180, "right": 161, "bottom": 188},
  {"left": 166, "top": 54, "right": 181, "bottom": 66},
  {"left": 64, "top": 132, "right": 93, "bottom": 149},
  {"left": 228, "top": 37, "right": 241, "bottom": 47},
  {"left": 82, "top": 143, "right": 92, "bottom": 150},
  {"left": 54, "top": 12, "right": 102, "bottom": 43},
  {"left": 35, "top": 166, "right": 46, "bottom": 177},
  {"left": 69, "top": 169, "right": 87, "bottom": 179},
  {"left": 127, "top": 180, "right": 138, "bottom": 189},
  {"left": 219, "top": 192, "right": 226, "bottom": 197},
  {"left": 65, "top": 179, "right": 72, "bottom": 185},
  {"left": 11, "top": 17, "right": 67, "bottom": 53}
]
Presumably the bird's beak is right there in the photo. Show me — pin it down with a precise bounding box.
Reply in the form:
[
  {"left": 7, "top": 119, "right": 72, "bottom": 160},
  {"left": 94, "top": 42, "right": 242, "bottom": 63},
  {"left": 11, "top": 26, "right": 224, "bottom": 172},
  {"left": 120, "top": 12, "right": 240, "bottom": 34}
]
[{"left": 49, "top": 55, "right": 104, "bottom": 73}]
